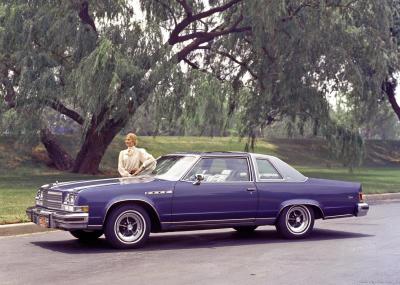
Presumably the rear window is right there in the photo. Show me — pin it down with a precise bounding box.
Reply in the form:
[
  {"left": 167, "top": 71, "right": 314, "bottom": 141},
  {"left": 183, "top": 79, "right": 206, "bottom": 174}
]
[{"left": 256, "top": 159, "right": 283, "bottom": 180}]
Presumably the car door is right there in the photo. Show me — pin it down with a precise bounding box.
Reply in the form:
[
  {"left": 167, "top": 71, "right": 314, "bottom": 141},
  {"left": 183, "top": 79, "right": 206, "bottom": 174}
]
[{"left": 171, "top": 156, "right": 258, "bottom": 224}]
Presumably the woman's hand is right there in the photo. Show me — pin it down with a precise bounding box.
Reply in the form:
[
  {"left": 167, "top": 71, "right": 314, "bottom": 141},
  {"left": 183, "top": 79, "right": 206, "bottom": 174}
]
[
  {"left": 129, "top": 168, "right": 138, "bottom": 175},
  {"left": 132, "top": 166, "right": 143, "bottom": 176}
]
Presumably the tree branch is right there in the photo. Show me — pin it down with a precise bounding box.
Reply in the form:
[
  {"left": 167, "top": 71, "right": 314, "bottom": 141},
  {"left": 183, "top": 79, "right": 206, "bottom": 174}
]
[
  {"left": 195, "top": 46, "right": 257, "bottom": 79},
  {"left": 176, "top": 0, "right": 193, "bottom": 16},
  {"left": 176, "top": 24, "right": 251, "bottom": 61},
  {"left": 169, "top": 0, "right": 243, "bottom": 45},
  {"left": 183, "top": 58, "right": 224, "bottom": 81},
  {"left": 44, "top": 99, "right": 85, "bottom": 125}
]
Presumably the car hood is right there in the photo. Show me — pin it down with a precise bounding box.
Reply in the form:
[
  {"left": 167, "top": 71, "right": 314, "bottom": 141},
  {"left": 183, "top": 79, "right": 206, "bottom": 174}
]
[{"left": 46, "top": 176, "right": 159, "bottom": 193}]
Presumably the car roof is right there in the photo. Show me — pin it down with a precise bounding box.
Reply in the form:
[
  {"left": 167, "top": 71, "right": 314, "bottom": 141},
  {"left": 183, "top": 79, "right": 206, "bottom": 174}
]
[
  {"left": 165, "top": 152, "right": 276, "bottom": 159},
  {"left": 166, "top": 151, "right": 249, "bottom": 157}
]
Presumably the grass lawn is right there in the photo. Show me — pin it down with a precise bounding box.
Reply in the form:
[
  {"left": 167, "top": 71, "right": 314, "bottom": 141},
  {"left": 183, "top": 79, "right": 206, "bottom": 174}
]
[
  {"left": 298, "top": 167, "right": 400, "bottom": 194},
  {"left": 0, "top": 170, "right": 105, "bottom": 224},
  {"left": 0, "top": 136, "right": 399, "bottom": 225}
]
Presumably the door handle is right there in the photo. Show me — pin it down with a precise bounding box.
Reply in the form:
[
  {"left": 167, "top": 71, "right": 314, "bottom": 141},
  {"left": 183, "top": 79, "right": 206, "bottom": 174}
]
[{"left": 246, "top": 187, "right": 256, "bottom": 192}]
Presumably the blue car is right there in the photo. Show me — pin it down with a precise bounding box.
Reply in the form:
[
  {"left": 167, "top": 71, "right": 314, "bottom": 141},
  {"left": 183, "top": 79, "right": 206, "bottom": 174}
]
[{"left": 26, "top": 152, "right": 369, "bottom": 249}]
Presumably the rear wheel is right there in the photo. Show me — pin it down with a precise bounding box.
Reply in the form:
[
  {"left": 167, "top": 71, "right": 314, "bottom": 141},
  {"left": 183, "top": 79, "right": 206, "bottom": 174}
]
[
  {"left": 104, "top": 204, "right": 151, "bottom": 249},
  {"left": 233, "top": 226, "right": 258, "bottom": 233},
  {"left": 69, "top": 230, "right": 103, "bottom": 242},
  {"left": 276, "top": 205, "right": 314, "bottom": 239}
]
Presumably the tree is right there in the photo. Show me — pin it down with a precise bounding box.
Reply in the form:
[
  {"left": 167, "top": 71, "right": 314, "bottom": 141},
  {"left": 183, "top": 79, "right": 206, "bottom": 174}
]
[
  {"left": 0, "top": 0, "right": 396, "bottom": 173},
  {"left": 0, "top": 0, "right": 252, "bottom": 173}
]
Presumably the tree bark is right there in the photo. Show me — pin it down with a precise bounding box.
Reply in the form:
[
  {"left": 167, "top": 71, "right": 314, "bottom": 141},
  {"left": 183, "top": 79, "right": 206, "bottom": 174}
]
[
  {"left": 383, "top": 78, "right": 400, "bottom": 121},
  {"left": 72, "top": 112, "right": 127, "bottom": 174},
  {"left": 40, "top": 128, "right": 74, "bottom": 171}
]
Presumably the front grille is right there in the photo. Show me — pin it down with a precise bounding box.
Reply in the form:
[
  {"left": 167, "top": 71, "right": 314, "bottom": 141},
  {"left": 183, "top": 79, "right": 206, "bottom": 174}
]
[{"left": 43, "top": 190, "right": 63, "bottom": 210}]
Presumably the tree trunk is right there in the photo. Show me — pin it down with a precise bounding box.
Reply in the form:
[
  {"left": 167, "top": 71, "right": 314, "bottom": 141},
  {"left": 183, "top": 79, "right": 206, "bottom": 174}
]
[
  {"left": 72, "top": 114, "right": 127, "bottom": 174},
  {"left": 40, "top": 128, "right": 74, "bottom": 171},
  {"left": 383, "top": 78, "right": 400, "bottom": 121}
]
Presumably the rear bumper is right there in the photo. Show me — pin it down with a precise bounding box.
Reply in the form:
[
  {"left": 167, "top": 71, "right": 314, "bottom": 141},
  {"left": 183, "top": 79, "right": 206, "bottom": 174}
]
[
  {"left": 26, "top": 206, "right": 89, "bottom": 230},
  {"left": 356, "top": 202, "right": 369, "bottom": 217}
]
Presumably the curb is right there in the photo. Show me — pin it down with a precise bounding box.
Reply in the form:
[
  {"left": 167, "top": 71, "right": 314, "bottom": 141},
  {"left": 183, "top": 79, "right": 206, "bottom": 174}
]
[
  {"left": 0, "top": 222, "right": 56, "bottom": 237},
  {"left": 1, "top": 193, "right": 399, "bottom": 237},
  {"left": 365, "top": 192, "right": 400, "bottom": 204}
]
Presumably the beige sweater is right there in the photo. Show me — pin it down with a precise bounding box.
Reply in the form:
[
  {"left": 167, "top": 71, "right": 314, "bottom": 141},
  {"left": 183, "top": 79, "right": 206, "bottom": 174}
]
[{"left": 118, "top": 147, "right": 156, "bottom": 177}]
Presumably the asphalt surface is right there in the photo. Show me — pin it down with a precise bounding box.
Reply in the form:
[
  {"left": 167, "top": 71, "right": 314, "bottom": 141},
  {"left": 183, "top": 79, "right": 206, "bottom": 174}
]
[{"left": 0, "top": 202, "right": 399, "bottom": 285}]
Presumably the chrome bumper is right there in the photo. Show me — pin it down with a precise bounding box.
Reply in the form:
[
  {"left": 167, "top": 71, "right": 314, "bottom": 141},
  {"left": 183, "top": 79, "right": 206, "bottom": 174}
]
[
  {"left": 356, "top": 202, "right": 369, "bottom": 217},
  {"left": 26, "top": 206, "right": 89, "bottom": 230}
]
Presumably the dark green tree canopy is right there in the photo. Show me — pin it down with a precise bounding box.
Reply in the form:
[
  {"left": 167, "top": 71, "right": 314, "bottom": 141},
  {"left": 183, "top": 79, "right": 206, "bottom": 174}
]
[{"left": 0, "top": 0, "right": 398, "bottom": 172}]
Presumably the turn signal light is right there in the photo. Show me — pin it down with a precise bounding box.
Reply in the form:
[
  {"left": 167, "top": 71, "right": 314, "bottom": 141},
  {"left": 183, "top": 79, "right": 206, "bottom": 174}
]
[{"left": 359, "top": 192, "right": 364, "bottom": 202}]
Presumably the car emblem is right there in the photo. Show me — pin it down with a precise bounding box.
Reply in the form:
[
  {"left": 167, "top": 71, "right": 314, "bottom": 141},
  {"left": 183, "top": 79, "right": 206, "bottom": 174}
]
[{"left": 145, "top": 190, "right": 173, "bottom": 195}]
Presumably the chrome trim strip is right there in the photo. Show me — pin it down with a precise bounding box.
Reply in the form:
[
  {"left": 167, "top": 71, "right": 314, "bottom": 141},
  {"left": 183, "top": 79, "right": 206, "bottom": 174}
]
[
  {"left": 47, "top": 191, "right": 62, "bottom": 195},
  {"left": 72, "top": 182, "right": 119, "bottom": 191},
  {"left": 49, "top": 178, "right": 117, "bottom": 188},
  {"left": 103, "top": 199, "right": 161, "bottom": 224},
  {"left": 87, "top": 225, "right": 103, "bottom": 230},
  {"left": 164, "top": 218, "right": 255, "bottom": 224},
  {"left": 278, "top": 203, "right": 325, "bottom": 218},
  {"left": 45, "top": 199, "right": 62, "bottom": 203},
  {"left": 324, "top": 214, "right": 353, "bottom": 220}
]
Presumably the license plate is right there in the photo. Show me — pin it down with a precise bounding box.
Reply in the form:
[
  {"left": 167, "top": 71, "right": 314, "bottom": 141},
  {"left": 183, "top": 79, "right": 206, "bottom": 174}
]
[{"left": 38, "top": 215, "right": 49, "bottom": 228}]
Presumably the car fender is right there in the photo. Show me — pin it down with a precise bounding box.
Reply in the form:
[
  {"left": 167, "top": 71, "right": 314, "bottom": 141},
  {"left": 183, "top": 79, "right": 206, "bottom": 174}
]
[
  {"left": 103, "top": 195, "right": 160, "bottom": 224},
  {"left": 278, "top": 199, "right": 324, "bottom": 218}
]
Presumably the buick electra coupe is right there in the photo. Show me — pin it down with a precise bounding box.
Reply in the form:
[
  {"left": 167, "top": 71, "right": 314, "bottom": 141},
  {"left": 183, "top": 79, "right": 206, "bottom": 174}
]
[{"left": 27, "top": 152, "right": 369, "bottom": 249}]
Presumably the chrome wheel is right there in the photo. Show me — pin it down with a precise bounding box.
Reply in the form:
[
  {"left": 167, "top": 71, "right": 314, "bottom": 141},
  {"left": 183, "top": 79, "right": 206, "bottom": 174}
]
[
  {"left": 114, "top": 211, "right": 145, "bottom": 244},
  {"left": 285, "top": 205, "right": 311, "bottom": 235}
]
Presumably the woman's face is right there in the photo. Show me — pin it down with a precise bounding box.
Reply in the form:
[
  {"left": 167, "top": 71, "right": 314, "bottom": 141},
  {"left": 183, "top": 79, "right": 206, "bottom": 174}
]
[{"left": 125, "top": 137, "right": 135, "bottom": 148}]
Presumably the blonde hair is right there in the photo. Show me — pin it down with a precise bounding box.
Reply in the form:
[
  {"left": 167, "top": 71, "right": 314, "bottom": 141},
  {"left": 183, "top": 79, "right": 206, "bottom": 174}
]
[{"left": 126, "top": 133, "right": 137, "bottom": 146}]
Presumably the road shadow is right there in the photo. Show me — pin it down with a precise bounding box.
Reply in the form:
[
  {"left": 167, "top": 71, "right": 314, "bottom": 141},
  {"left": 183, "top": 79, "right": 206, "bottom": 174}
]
[{"left": 30, "top": 227, "right": 373, "bottom": 254}]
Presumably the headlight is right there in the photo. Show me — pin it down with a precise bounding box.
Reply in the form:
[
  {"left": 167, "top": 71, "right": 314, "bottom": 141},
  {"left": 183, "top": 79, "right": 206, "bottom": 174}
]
[
  {"left": 62, "top": 193, "right": 89, "bottom": 212},
  {"left": 63, "top": 193, "right": 78, "bottom": 205},
  {"left": 35, "top": 189, "right": 44, "bottom": 206},
  {"left": 35, "top": 189, "right": 44, "bottom": 200}
]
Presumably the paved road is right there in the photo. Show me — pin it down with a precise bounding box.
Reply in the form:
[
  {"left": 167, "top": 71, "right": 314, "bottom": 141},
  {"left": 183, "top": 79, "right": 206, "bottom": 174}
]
[{"left": 1, "top": 202, "right": 399, "bottom": 285}]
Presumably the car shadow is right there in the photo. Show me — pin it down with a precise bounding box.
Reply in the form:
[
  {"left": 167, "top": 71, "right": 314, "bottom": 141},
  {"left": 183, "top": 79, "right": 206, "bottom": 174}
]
[{"left": 30, "top": 227, "right": 373, "bottom": 254}]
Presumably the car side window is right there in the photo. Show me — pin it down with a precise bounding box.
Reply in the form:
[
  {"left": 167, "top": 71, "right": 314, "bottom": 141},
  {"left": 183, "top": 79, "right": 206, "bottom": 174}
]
[
  {"left": 184, "top": 157, "right": 251, "bottom": 182},
  {"left": 256, "top": 159, "right": 283, "bottom": 180}
]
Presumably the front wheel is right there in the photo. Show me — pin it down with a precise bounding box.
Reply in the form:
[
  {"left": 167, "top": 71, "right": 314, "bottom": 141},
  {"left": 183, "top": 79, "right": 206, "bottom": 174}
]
[
  {"left": 276, "top": 205, "right": 314, "bottom": 239},
  {"left": 69, "top": 230, "right": 103, "bottom": 242},
  {"left": 104, "top": 204, "right": 151, "bottom": 249}
]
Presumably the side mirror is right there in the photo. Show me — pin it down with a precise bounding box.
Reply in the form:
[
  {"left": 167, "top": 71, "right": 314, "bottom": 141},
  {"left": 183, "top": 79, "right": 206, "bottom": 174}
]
[{"left": 193, "top": 174, "right": 205, "bottom": 185}]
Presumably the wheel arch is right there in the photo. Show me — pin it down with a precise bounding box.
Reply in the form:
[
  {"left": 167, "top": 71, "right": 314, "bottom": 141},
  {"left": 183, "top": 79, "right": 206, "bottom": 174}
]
[
  {"left": 104, "top": 199, "right": 162, "bottom": 232},
  {"left": 278, "top": 199, "right": 324, "bottom": 220}
]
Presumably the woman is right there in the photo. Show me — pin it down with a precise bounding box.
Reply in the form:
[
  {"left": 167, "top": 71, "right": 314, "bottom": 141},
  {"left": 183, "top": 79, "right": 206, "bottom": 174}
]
[{"left": 118, "top": 133, "right": 156, "bottom": 177}]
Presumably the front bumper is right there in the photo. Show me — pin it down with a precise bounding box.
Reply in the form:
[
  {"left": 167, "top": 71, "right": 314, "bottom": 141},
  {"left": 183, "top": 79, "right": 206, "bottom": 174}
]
[
  {"left": 26, "top": 206, "right": 89, "bottom": 230},
  {"left": 356, "top": 202, "right": 369, "bottom": 217}
]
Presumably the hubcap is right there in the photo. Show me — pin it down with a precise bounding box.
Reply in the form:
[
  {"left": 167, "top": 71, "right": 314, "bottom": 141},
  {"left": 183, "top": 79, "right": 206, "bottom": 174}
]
[
  {"left": 114, "top": 211, "right": 145, "bottom": 244},
  {"left": 286, "top": 206, "right": 310, "bottom": 235}
]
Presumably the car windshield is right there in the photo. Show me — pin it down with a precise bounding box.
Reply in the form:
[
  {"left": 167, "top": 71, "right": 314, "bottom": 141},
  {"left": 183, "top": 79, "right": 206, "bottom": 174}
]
[{"left": 151, "top": 155, "right": 198, "bottom": 181}]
